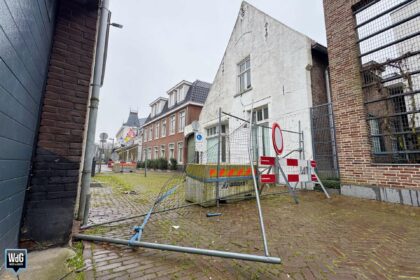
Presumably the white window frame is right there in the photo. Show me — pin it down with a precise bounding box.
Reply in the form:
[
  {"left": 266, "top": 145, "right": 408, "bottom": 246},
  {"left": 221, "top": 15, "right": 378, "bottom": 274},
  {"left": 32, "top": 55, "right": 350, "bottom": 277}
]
[
  {"left": 169, "top": 143, "right": 175, "bottom": 159},
  {"left": 178, "top": 110, "right": 186, "bottom": 132},
  {"left": 177, "top": 142, "right": 184, "bottom": 164},
  {"left": 252, "top": 105, "right": 269, "bottom": 123},
  {"left": 149, "top": 127, "right": 153, "bottom": 141},
  {"left": 147, "top": 147, "right": 152, "bottom": 160},
  {"left": 161, "top": 119, "right": 166, "bottom": 137},
  {"left": 238, "top": 56, "right": 251, "bottom": 93},
  {"left": 154, "top": 146, "right": 159, "bottom": 159},
  {"left": 170, "top": 114, "right": 176, "bottom": 135},
  {"left": 161, "top": 145, "right": 166, "bottom": 158},
  {"left": 155, "top": 122, "right": 160, "bottom": 139}
]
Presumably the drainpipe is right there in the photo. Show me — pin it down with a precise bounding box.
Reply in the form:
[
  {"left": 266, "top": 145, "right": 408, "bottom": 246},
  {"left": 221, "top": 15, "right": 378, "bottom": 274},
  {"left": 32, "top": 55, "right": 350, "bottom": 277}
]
[{"left": 77, "top": 0, "right": 111, "bottom": 222}]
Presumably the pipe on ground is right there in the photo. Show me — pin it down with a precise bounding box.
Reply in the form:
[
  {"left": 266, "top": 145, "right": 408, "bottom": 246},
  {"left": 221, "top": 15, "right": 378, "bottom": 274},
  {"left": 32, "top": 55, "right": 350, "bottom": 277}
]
[{"left": 74, "top": 234, "right": 281, "bottom": 264}]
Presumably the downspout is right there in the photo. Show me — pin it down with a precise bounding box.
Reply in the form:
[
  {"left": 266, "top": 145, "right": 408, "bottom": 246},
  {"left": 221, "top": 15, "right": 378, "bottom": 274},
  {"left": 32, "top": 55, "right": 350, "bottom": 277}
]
[
  {"left": 77, "top": 0, "right": 110, "bottom": 222},
  {"left": 325, "top": 68, "right": 339, "bottom": 176}
]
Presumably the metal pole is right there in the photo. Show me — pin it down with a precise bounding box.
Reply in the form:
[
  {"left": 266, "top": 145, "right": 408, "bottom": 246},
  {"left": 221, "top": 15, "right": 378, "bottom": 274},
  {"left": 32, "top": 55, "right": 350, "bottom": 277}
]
[
  {"left": 216, "top": 108, "right": 222, "bottom": 207},
  {"left": 144, "top": 143, "right": 147, "bottom": 177},
  {"left": 248, "top": 103, "right": 270, "bottom": 257},
  {"left": 77, "top": 0, "right": 110, "bottom": 222},
  {"left": 74, "top": 234, "right": 281, "bottom": 264}
]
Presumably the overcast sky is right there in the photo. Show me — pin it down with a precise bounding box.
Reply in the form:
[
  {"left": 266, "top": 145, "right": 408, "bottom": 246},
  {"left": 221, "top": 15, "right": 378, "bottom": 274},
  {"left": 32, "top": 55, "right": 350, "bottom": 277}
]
[{"left": 96, "top": 0, "right": 327, "bottom": 141}]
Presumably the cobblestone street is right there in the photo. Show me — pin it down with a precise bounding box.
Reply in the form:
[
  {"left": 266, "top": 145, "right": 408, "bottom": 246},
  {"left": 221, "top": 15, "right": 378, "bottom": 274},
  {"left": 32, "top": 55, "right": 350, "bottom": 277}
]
[{"left": 80, "top": 172, "right": 420, "bottom": 280}]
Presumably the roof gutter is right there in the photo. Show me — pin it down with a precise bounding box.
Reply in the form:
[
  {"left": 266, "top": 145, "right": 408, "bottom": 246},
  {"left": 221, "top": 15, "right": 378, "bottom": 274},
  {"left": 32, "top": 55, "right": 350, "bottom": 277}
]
[{"left": 77, "top": 0, "right": 111, "bottom": 222}]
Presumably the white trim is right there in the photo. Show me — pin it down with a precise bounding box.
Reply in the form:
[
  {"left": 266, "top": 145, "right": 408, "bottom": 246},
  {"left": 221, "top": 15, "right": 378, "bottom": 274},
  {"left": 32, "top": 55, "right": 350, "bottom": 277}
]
[{"left": 166, "top": 80, "right": 192, "bottom": 94}]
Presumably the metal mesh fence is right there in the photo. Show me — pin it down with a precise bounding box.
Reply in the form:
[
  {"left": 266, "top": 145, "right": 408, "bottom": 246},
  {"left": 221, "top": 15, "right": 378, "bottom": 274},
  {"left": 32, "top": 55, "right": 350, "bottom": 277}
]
[
  {"left": 355, "top": 0, "right": 420, "bottom": 163},
  {"left": 310, "top": 103, "right": 339, "bottom": 179}
]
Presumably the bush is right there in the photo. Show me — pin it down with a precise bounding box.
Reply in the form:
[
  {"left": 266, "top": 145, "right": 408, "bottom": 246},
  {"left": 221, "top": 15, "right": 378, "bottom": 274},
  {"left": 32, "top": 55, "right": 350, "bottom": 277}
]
[
  {"left": 314, "top": 178, "right": 341, "bottom": 190},
  {"left": 136, "top": 161, "right": 145, "bottom": 168},
  {"left": 169, "top": 158, "right": 177, "bottom": 170},
  {"left": 157, "top": 158, "right": 168, "bottom": 170}
]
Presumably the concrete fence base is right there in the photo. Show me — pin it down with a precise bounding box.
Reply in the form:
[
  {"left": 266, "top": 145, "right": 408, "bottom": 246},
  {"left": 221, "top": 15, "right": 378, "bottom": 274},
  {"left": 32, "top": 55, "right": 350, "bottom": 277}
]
[{"left": 341, "top": 185, "right": 420, "bottom": 207}]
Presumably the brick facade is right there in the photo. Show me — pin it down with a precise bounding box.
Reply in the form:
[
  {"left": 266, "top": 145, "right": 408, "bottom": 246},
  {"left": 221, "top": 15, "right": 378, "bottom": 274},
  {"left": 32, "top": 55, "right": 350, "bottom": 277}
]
[
  {"left": 20, "top": 0, "right": 99, "bottom": 246},
  {"left": 142, "top": 105, "right": 202, "bottom": 165},
  {"left": 323, "top": 0, "right": 420, "bottom": 190}
]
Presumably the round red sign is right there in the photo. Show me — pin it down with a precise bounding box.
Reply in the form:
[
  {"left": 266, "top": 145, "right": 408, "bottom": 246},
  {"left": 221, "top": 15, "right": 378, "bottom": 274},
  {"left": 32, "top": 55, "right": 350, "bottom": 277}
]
[{"left": 272, "top": 122, "right": 284, "bottom": 155}]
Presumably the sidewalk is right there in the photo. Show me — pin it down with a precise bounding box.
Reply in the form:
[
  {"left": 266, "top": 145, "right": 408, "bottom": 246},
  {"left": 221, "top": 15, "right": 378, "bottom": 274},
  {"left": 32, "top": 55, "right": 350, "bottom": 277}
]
[{"left": 81, "top": 172, "right": 420, "bottom": 280}]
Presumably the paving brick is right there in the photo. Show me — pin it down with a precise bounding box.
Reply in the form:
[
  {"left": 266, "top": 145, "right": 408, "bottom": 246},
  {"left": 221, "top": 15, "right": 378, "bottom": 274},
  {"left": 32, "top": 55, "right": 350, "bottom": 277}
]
[{"left": 82, "top": 173, "right": 420, "bottom": 279}]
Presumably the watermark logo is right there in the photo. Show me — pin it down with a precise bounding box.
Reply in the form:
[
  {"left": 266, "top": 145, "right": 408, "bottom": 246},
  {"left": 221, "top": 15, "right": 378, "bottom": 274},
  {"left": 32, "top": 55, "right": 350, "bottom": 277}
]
[{"left": 5, "top": 249, "right": 27, "bottom": 274}]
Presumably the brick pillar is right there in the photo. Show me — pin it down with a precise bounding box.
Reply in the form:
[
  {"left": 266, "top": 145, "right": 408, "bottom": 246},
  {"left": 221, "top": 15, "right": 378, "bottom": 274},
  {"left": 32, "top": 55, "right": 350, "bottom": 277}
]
[
  {"left": 20, "top": 0, "right": 99, "bottom": 246},
  {"left": 323, "top": 0, "right": 420, "bottom": 191}
]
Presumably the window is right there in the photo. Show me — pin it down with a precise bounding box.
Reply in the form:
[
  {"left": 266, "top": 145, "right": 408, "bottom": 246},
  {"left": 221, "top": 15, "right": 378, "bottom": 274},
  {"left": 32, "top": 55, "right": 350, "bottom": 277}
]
[
  {"left": 143, "top": 149, "right": 147, "bottom": 160},
  {"left": 155, "top": 123, "right": 160, "bottom": 139},
  {"left": 251, "top": 105, "right": 269, "bottom": 123},
  {"left": 178, "top": 111, "right": 185, "bottom": 132},
  {"left": 177, "top": 142, "right": 184, "bottom": 163},
  {"left": 169, "top": 143, "right": 175, "bottom": 159},
  {"left": 354, "top": 0, "right": 420, "bottom": 163},
  {"left": 206, "top": 124, "right": 228, "bottom": 163},
  {"left": 147, "top": 148, "right": 152, "bottom": 160},
  {"left": 143, "top": 129, "right": 147, "bottom": 142},
  {"left": 207, "top": 125, "right": 226, "bottom": 137},
  {"left": 170, "top": 114, "right": 176, "bottom": 135},
  {"left": 369, "top": 117, "right": 384, "bottom": 154},
  {"left": 238, "top": 56, "right": 251, "bottom": 93},
  {"left": 149, "top": 127, "right": 153, "bottom": 141},
  {"left": 169, "top": 93, "right": 175, "bottom": 107},
  {"left": 154, "top": 146, "right": 159, "bottom": 159},
  {"left": 161, "top": 119, "right": 166, "bottom": 137},
  {"left": 161, "top": 145, "right": 166, "bottom": 158}
]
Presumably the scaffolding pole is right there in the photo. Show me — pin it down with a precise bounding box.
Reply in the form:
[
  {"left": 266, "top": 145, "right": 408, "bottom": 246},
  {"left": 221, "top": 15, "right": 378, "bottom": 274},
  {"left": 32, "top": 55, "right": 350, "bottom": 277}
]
[{"left": 74, "top": 234, "right": 281, "bottom": 264}]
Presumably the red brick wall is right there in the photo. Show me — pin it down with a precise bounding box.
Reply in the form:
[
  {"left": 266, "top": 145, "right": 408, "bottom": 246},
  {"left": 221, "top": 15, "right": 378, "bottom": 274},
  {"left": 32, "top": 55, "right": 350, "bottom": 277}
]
[
  {"left": 142, "top": 104, "right": 203, "bottom": 165},
  {"left": 21, "top": 0, "right": 99, "bottom": 246},
  {"left": 323, "top": 0, "right": 420, "bottom": 189}
]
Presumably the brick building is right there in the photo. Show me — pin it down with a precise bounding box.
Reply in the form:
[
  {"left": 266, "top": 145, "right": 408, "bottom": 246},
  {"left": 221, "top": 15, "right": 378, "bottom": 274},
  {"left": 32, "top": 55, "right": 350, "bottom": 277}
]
[
  {"left": 323, "top": 0, "right": 420, "bottom": 205},
  {"left": 142, "top": 80, "right": 211, "bottom": 167},
  {"left": 0, "top": 0, "right": 108, "bottom": 268}
]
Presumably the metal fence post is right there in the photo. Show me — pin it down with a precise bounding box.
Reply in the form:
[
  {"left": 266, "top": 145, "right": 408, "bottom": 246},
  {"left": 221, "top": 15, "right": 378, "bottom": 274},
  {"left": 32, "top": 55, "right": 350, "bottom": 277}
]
[{"left": 216, "top": 108, "right": 222, "bottom": 207}]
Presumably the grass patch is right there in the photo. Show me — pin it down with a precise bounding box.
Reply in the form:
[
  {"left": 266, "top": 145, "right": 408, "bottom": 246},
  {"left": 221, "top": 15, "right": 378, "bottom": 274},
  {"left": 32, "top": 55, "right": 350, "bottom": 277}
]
[
  {"left": 93, "top": 172, "right": 178, "bottom": 195},
  {"left": 84, "top": 226, "right": 110, "bottom": 235},
  {"left": 67, "top": 241, "right": 85, "bottom": 280}
]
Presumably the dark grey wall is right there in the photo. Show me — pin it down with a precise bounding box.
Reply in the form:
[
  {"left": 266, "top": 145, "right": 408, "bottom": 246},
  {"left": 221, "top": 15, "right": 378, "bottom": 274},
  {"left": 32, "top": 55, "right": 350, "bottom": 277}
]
[{"left": 0, "top": 0, "right": 56, "bottom": 267}]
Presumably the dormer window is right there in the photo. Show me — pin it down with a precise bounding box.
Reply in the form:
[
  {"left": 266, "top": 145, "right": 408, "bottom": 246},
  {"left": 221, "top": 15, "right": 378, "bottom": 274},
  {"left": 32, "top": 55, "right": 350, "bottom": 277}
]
[{"left": 169, "top": 93, "right": 176, "bottom": 107}]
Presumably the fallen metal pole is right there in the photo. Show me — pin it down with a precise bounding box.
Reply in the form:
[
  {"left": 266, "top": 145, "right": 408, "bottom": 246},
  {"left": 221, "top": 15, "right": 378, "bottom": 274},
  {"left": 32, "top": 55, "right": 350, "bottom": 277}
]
[
  {"left": 248, "top": 104, "right": 270, "bottom": 257},
  {"left": 74, "top": 234, "right": 281, "bottom": 264}
]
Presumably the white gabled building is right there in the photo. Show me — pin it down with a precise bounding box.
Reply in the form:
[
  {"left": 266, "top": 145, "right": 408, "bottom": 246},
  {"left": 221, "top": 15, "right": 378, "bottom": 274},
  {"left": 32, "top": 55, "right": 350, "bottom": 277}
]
[{"left": 198, "top": 1, "right": 330, "bottom": 163}]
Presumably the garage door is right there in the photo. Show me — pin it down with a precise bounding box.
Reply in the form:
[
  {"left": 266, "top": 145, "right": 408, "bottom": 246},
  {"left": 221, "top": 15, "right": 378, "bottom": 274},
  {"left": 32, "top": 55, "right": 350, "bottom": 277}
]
[{"left": 0, "top": 0, "right": 56, "bottom": 267}]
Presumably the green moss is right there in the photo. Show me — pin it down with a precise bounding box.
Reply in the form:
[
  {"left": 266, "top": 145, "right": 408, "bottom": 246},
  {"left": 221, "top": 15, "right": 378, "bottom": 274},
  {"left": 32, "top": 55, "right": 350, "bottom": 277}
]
[{"left": 67, "top": 242, "right": 85, "bottom": 280}]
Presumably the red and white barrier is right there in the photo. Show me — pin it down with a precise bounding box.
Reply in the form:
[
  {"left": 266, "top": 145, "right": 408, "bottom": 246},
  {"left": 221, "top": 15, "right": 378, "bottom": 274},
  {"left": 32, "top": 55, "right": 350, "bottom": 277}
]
[{"left": 259, "top": 156, "right": 317, "bottom": 184}]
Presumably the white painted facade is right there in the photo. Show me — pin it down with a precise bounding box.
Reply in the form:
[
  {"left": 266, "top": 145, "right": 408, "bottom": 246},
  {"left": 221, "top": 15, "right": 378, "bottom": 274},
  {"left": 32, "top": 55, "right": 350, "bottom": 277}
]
[{"left": 198, "top": 2, "right": 322, "bottom": 163}]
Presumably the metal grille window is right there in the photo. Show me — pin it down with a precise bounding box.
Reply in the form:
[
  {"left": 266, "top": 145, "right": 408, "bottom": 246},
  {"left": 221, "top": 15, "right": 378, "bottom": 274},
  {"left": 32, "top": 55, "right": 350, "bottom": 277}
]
[
  {"left": 354, "top": 0, "right": 420, "bottom": 163},
  {"left": 238, "top": 56, "right": 251, "bottom": 93}
]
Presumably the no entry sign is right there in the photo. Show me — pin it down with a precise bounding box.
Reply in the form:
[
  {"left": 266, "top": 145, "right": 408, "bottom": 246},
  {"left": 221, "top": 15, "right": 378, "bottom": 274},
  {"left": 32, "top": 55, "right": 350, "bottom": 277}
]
[{"left": 272, "top": 122, "right": 284, "bottom": 155}]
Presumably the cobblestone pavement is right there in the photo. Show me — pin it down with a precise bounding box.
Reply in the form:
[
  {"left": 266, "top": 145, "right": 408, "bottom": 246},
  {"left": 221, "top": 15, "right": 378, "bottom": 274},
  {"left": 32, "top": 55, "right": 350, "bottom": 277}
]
[{"left": 81, "top": 172, "right": 420, "bottom": 280}]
